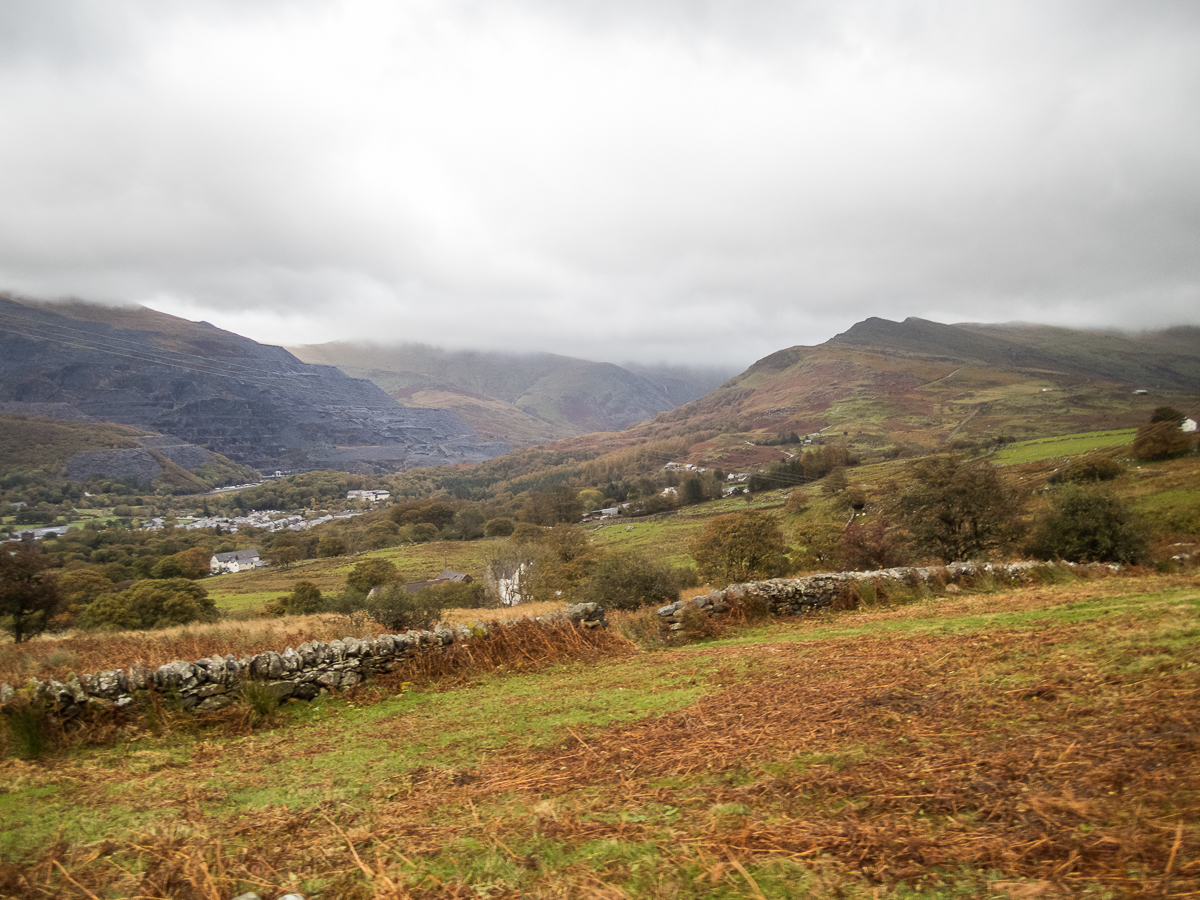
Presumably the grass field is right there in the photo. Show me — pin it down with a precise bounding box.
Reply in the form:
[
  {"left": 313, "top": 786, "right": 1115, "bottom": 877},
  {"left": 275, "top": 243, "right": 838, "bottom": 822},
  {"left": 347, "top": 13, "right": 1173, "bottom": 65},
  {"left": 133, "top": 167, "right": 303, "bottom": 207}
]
[
  {"left": 204, "top": 539, "right": 504, "bottom": 611},
  {"left": 990, "top": 428, "right": 1137, "bottom": 465},
  {"left": 3, "top": 571, "right": 1197, "bottom": 898}
]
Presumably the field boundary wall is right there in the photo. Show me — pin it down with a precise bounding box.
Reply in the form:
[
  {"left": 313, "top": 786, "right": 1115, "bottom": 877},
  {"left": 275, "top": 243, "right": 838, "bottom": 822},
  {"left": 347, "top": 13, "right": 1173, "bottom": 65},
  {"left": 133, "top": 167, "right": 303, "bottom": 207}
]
[{"left": 0, "top": 603, "right": 607, "bottom": 719}]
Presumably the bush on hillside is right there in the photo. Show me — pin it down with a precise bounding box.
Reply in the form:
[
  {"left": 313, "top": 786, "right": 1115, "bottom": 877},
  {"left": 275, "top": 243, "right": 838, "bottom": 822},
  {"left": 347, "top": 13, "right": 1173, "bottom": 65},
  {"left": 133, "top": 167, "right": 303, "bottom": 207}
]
[
  {"left": 691, "top": 511, "right": 789, "bottom": 586},
  {"left": 582, "top": 549, "right": 682, "bottom": 611},
  {"left": 1050, "top": 457, "right": 1124, "bottom": 484},
  {"left": 360, "top": 582, "right": 451, "bottom": 632},
  {"left": 897, "top": 456, "right": 1022, "bottom": 562},
  {"left": 78, "top": 578, "right": 218, "bottom": 631},
  {"left": 1132, "top": 407, "right": 1194, "bottom": 460},
  {"left": 283, "top": 581, "right": 324, "bottom": 615},
  {"left": 1027, "top": 485, "right": 1150, "bottom": 564},
  {"left": 484, "top": 517, "right": 516, "bottom": 537},
  {"left": 346, "top": 558, "right": 398, "bottom": 594}
]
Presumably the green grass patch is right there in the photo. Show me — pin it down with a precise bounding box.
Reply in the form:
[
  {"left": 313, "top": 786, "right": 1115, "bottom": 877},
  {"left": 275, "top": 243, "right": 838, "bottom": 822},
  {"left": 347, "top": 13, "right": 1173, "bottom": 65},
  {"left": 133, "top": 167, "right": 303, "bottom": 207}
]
[
  {"left": 5, "top": 573, "right": 1198, "bottom": 897},
  {"left": 991, "top": 428, "right": 1136, "bottom": 464}
]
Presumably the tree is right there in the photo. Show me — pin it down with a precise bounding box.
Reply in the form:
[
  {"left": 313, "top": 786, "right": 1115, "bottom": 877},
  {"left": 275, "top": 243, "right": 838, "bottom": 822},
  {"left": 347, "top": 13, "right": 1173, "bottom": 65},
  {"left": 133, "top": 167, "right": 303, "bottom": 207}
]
[
  {"left": 790, "top": 521, "right": 843, "bottom": 572},
  {"left": 150, "top": 555, "right": 185, "bottom": 579},
  {"left": 362, "top": 582, "right": 449, "bottom": 632},
  {"left": 450, "top": 507, "right": 487, "bottom": 541},
  {"left": 283, "top": 580, "right": 324, "bottom": 614},
  {"left": 526, "top": 524, "right": 600, "bottom": 603},
  {"left": 317, "top": 535, "right": 347, "bottom": 557},
  {"left": 582, "top": 549, "right": 681, "bottom": 610},
  {"left": 1027, "top": 485, "right": 1149, "bottom": 564},
  {"left": 1132, "top": 407, "right": 1193, "bottom": 460},
  {"left": 269, "top": 546, "right": 303, "bottom": 569},
  {"left": 405, "top": 522, "right": 439, "bottom": 543},
  {"left": 510, "top": 523, "right": 546, "bottom": 544},
  {"left": 680, "top": 477, "right": 706, "bottom": 506},
  {"left": 519, "top": 486, "right": 582, "bottom": 526},
  {"left": 897, "top": 456, "right": 1021, "bottom": 562},
  {"left": 822, "top": 467, "right": 849, "bottom": 495},
  {"left": 79, "top": 578, "right": 218, "bottom": 631},
  {"left": 346, "top": 558, "right": 398, "bottom": 594},
  {"left": 57, "top": 569, "right": 118, "bottom": 626},
  {"left": 484, "top": 517, "right": 516, "bottom": 537},
  {"left": 172, "top": 546, "right": 212, "bottom": 579},
  {"left": 839, "top": 519, "right": 909, "bottom": 571},
  {"left": 577, "top": 488, "right": 605, "bottom": 511},
  {"left": 691, "top": 511, "right": 788, "bottom": 586},
  {"left": 0, "top": 545, "right": 63, "bottom": 642}
]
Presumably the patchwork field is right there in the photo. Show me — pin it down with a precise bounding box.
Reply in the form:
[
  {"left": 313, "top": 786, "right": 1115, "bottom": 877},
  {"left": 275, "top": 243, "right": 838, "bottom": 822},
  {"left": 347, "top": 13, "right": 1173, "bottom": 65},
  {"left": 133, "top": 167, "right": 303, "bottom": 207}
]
[
  {"left": 2, "top": 571, "right": 1197, "bottom": 898},
  {"left": 990, "top": 429, "right": 1138, "bottom": 465}
]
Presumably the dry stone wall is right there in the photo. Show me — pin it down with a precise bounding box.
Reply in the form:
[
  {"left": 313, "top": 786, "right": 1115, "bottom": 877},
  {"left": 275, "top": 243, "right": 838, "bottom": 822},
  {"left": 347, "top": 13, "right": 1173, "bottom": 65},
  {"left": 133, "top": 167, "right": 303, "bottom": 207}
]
[
  {"left": 657, "top": 561, "right": 1116, "bottom": 632},
  {"left": 0, "top": 603, "right": 607, "bottom": 720}
]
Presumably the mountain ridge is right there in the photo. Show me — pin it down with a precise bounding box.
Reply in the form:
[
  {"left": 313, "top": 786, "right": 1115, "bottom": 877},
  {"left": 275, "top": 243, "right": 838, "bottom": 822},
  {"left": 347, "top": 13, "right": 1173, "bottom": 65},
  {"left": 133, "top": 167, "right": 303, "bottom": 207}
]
[
  {"left": 289, "top": 341, "right": 733, "bottom": 444},
  {"left": 534, "top": 316, "right": 1200, "bottom": 473},
  {"left": 0, "top": 295, "right": 509, "bottom": 474}
]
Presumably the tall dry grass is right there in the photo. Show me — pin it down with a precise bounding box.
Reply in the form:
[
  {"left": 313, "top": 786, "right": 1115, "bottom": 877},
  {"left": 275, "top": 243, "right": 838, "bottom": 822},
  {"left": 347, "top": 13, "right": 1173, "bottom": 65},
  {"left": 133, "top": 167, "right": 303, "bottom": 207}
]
[
  {"left": 441, "top": 600, "right": 570, "bottom": 626},
  {"left": 0, "top": 614, "right": 383, "bottom": 686},
  {"left": 2, "top": 587, "right": 719, "bottom": 686}
]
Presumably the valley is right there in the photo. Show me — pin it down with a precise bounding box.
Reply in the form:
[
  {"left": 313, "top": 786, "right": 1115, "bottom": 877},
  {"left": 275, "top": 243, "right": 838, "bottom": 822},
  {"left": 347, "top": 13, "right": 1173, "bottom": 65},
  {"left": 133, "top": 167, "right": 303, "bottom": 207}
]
[{"left": 2, "top": 304, "right": 1199, "bottom": 899}]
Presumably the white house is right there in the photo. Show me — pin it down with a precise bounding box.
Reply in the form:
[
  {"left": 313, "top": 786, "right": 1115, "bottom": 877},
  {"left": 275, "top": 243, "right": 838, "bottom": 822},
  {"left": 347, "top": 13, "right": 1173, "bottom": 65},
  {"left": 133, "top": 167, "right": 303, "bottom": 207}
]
[
  {"left": 347, "top": 490, "right": 391, "bottom": 503},
  {"left": 210, "top": 549, "right": 263, "bottom": 575}
]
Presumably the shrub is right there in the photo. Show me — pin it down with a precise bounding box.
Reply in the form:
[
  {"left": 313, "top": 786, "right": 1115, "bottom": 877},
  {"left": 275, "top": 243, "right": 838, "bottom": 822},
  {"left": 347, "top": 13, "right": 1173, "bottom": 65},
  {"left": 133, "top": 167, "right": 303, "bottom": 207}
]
[
  {"left": 240, "top": 680, "right": 282, "bottom": 726},
  {"left": 78, "top": 578, "right": 219, "bottom": 631},
  {"left": 1132, "top": 408, "right": 1193, "bottom": 460},
  {"left": 346, "top": 558, "right": 398, "bottom": 594},
  {"left": 839, "top": 519, "right": 909, "bottom": 571},
  {"left": 1027, "top": 485, "right": 1150, "bottom": 564},
  {"left": 691, "top": 511, "right": 788, "bottom": 586},
  {"left": 784, "top": 491, "right": 810, "bottom": 515},
  {"left": 608, "top": 606, "right": 665, "bottom": 649},
  {"left": 582, "top": 550, "right": 681, "bottom": 611},
  {"left": 1, "top": 701, "right": 55, "bottom": 759},
  {"left": 484, "top": 517, "right": 516, "bottom": 537},
  {"left": 362, "top": 582, "right": 450, "bottom": 632},
  {"left": 1053, "top": 457, "right": 1124, "bottom": 484},
  {"left": 283, "top": 581, "right": 324, "bottom": 615}
]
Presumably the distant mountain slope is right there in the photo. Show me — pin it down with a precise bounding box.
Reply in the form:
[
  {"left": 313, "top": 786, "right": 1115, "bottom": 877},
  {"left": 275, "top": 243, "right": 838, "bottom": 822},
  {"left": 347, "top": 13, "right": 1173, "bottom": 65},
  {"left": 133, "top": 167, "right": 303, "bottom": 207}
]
[
  {"left": 830, "top": 317, "right": 1200, "bottom": 389},
  {"left": 0, "top": 295, "right": 509, "bottom": 473},
  {"left": 0, "top": 411, "right": 259, "bottom": 494},
  {"left": 548, "top": 316, "right": 1200, "bottom": 470},
  {"left": 289, "top": 342, "right": 732, "bottom": 444}
]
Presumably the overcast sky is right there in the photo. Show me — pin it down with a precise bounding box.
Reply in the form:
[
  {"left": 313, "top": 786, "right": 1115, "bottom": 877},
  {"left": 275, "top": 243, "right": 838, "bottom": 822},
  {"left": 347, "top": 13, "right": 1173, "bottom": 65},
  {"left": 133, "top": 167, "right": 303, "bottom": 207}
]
[{"left": 1, "top": 1, "right": 1197, "bottom": 369}]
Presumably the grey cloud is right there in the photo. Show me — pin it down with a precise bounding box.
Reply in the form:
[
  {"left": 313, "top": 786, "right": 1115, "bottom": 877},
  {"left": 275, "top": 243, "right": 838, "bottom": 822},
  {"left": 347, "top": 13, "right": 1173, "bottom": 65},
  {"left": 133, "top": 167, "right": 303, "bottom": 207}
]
[{"left": 0, "top": 1, "right": 1196, "bottom": 369}]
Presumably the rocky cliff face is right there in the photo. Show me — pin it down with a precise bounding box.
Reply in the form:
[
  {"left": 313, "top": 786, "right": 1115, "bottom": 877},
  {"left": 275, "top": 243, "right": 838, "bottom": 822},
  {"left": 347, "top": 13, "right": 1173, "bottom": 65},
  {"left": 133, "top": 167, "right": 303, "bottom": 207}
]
[{"left": 0, "top": 295, "right": 509, "bottom": 473}]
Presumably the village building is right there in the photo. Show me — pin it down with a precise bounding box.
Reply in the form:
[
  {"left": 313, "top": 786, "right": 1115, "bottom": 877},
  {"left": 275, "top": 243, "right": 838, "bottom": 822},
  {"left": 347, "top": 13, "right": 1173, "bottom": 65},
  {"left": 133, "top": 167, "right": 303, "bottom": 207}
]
[
  {"left": 347, "top": 490, "right": 391, "bottom": 503},
  {"left": 209, "top": 548, "right": 265, "bottom": 575}
]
